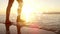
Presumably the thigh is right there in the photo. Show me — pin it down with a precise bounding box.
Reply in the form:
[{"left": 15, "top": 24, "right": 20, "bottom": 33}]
[
  {"left": 7, "top": 0, "right": 14, "bottom": 8},
  {"left": 17, "top": 0, "right": 23, "bottom": 3}
]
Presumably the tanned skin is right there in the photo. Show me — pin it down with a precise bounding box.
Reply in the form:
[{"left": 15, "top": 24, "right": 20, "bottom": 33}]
[{"left": 5, "top": 0, "right": 23, "bottom": 34}]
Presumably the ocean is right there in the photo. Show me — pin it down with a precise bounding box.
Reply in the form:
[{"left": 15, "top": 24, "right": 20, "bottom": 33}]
[
  {"left": 0, "top": 14, "right": 60, "bottom": 30},
  {"left": 0, "top": 14, "right": 60, "bottom": 34}
]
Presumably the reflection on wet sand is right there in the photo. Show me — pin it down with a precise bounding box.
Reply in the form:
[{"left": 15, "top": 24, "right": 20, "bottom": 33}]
[{"left": 0, "top": 23, "right": 57, "bottom": 34}]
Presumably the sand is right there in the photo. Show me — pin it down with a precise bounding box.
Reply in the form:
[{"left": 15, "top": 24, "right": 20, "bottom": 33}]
[{"left": 0, "top": 24, "right": 56, "bottom": 34}]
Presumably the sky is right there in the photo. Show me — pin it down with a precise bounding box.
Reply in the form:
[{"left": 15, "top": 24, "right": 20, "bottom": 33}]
[
  {"left": 0, "top": 0, "right": 60, "bottom": 24},
  {"left": 0, "top": 0, "right": 60, "bottom": 15}
]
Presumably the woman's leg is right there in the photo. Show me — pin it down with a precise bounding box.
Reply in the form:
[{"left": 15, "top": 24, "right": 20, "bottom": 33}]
[
  {"left": 5, "top": 0, "right": 14, "bottom": 34},
  {"left": 17, "top": 0, "right": 23, "bottom": 34}
]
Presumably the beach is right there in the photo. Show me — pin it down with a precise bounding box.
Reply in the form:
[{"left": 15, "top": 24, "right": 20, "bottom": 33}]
[
  {"left": 0, "top": 14, "right": 60, "bottom": 34},
  {"left": 0, "top": 23, "right": 56, "bottom": 34}
]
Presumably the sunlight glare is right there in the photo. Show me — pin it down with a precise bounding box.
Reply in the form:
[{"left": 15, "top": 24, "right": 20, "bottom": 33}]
[
  {"left": 21, "top": 0, "right": 43, "bottom": 23},
  {"left": 12, "top": 0, "right": 44, "bottom": 25}
]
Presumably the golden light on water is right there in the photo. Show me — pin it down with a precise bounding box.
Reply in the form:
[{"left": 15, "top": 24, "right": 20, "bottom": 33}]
[
  {"left": 11, "top": 0, "right": 46, "bottom": 24},
  {"left": 21, "top": 7, "right": 43, "bottom": 23},
  {"left": 21, "top": 0, "right": 43, "bottom": 23}
]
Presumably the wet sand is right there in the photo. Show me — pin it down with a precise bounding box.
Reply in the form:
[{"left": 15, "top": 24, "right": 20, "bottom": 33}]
[{"left": 0, "top": 23, "right": 56, "bottom": 34}]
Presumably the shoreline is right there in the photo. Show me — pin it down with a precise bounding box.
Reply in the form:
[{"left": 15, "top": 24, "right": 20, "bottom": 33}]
[{"left": 0, "top": 23, "right": 56, "bottom": 34}]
